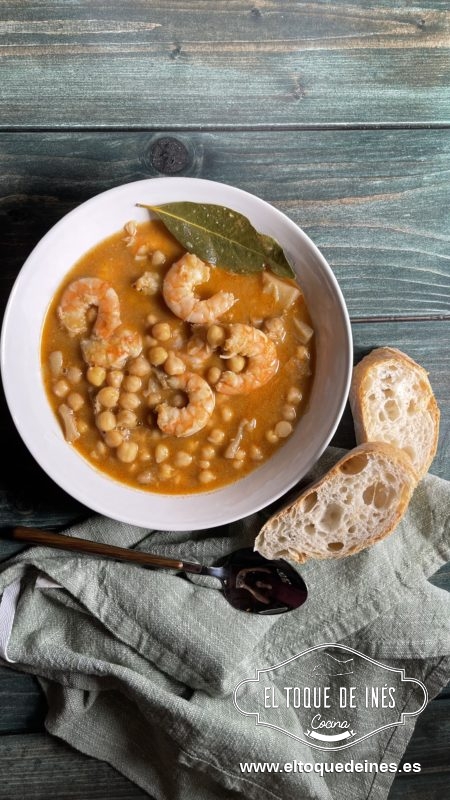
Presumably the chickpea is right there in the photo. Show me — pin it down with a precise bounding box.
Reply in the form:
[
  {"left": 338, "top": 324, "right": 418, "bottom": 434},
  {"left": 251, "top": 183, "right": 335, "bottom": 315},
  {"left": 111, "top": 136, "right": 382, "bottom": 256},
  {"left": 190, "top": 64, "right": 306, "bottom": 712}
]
[
  {"left": 96, "top": 410, "right": 116, "bottom": 432},
  {"left": 119, "top": 392, "right": 141, "bottom": 411},
  {"left": 107, "top": 370, "right": 124, "bottom": 388},
  {"left": 199, "top": 460, "right": 211, "bottom": 470},
  {"left": 174, "top": 451, "right": 192, "bottom": 468},
  {"left": 164, "top": 353, "right": 185, "bottom": 376},
  {"left": 87, "top": 366, "right": 106, "bottom": 386},
  {"left": 53, "top": 379, "right": 70, "bottom": 398},
  {"left": 146, "top": 313, "right": 158, "bottom": 327},
  {"left": 151, "top": 249, "right": 166, "bottom": 267},
  {"left": 274, "top": 420, "right": 293, "bottom": 438},
  {"left": 116, "top": 441, "right": 139, "bottom": 463},
  {"left": 282, "top": 404, "right": 296, "bottom": 422},
  {"left": 234, "top": 448, "right": 246, "bottom": 461},
  {"left": 287, "top": 386, "right": 302, "bottom": 404},
  {"left": 146, "top": 392, "right": 162, "bottom": 408},
  {"left": 117, "top": 409, "right": 138, "bottom": 428},
  {"left": 201, "top": 445, "right": 215, "bottom": 459},
  {"left": 206, "top": 325, "right": 225, "bottom": 348},
  {"left": 171, "top": 393, "right": 185, "bottom": 408},
  {"left": 97, "top": 387, "right": 119, "bottom": 409},
  {"left": 95, "top": 441, "right": 107, "bottom": 458},
  {"left": 152, "top": 322, "right": 171, "bottom": 342},
  {"left": 207, "top": 366, "right": 222, "bottom": 385},
  {"left": 149, "top": 346, "right": 168, "bottom": 366},
  {"left": 66, "top": 366, "right": 82, "bottom": 384},
  {"left": 266, "top": 430, "right": 279, "bottom": 444},
  {"left": 137, "top": 470, "right": 154, "bottom": 485},
  {"left": 220, "top": 406, "right": 233, "bottom": 423},
  {"left": 155, "top": 443, "right": 169, "bottom": 463},
  {"left": 228, "top": 355, "right": 246, "bottom": 373},
  {"left": 208, "top": 428, "right": 225, "bottom": 445},
  {"left": 123, "top": 375, "right": 142, "bottom": 393},
  {"left": 144, "top": 335, "right": 158, "bottom": 348},
  {"left": 128, "top": 356, "right": 151, "bottom": 377},
  {"left": 104, "top": 429, "right": 123, "bottom": 448},
  {"left": 199, "top": 470, "right": 215, "bottom": 484},
  {"left": 159, "top": 463, "right": 175, "bottom": 480},
  {"left": 77, "top": 419, "right": 88, "bottom": 435},
  {"left": 67, "top": 392, "right": 84, "bottom": 411},
  {"left": 232, "top": 459, "right": 244, "bottom": 470}
]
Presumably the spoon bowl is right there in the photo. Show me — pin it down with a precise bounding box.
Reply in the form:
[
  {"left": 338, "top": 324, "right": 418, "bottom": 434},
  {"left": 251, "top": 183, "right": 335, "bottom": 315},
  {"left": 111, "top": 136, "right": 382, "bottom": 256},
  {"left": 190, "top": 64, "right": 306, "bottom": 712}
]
[{"left": 9, "top": 527, "right": 307, "bottom": 614}]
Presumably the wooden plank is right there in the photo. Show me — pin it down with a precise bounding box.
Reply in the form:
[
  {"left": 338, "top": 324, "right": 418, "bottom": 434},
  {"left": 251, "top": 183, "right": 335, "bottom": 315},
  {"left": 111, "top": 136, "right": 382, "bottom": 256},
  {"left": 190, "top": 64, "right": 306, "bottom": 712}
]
[
  {"left": 0, "top": 733, "right": 149, "bottom": 798},
  {"left": 0, "top": 720, "right": 448, "bottom": 800},
  {"left": 331, "top": 319, "right": 449, "bottom": 481},
  {"left": 0, "top": 668, "right": 46, "bottom": 734},
  {"left": 0, "top": 1, "right": 449, "bottom": 128},
  {"left": 398, "top": 698, "right": 450, "bottom": 770},
  {"left": 0, "top": 130, "right": 449, "bottom": 319},
  {"left": 388, "top": 771, "right": 450, "bottom": 799}
]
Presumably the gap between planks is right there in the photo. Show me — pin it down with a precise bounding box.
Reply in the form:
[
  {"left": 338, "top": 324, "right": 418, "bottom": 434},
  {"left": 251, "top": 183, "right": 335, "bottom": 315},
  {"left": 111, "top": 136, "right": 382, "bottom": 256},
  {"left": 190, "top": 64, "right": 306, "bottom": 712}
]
[
  {"left": 1, "top": 123, "right": 450, "bottom": 134},
  {"left": 352, "top": 314, "right": 450, "bottom": 324}
]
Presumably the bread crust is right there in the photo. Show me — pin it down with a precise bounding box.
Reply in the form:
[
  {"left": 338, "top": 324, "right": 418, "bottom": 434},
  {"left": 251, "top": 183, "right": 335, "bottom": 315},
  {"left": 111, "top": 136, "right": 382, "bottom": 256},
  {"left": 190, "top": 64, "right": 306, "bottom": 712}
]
[
  {"left": 255, "top": 442, "right": 417, "bottom": 563},
  {"left": 350, "top": 347, "right": 440, "bottom": 480}
]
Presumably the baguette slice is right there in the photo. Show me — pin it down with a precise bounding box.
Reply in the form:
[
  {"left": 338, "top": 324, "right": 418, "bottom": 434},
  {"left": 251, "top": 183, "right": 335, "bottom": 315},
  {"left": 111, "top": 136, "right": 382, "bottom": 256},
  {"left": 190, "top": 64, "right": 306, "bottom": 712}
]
[
  {"left": 350, "top": 347, "right": 439, "bottom": 481},
  {"left": 255, "top": 443, "right": 417, "bottom": 563}
]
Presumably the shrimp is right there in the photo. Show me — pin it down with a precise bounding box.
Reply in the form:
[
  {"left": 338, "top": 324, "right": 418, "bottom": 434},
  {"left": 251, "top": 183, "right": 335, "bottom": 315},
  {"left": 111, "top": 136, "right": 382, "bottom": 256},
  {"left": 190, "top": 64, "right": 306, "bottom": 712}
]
[
  {"left": 156, "top": 372, "right": 215, "bottom": 437},
  {"left": 182, "top": 334, "right": 213, "bottom": 370},
  {"left": 162, "top": 253, "right": 236, "bottom": 324},
  {"left": 216, "top": 323, "right": 278, "bottom": 395},
  {"left": 58, "top": 277, "right": 121, "bottom": 339},
  {"left": 81, "top": 328, "right": 142, "bottom": 370}
]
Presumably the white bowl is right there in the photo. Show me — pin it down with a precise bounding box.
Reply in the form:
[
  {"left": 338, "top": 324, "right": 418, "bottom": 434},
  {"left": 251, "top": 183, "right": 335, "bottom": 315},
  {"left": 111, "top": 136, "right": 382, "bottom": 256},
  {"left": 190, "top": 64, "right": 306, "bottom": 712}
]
[{"left": 1, "top": 178, "right": 352, "bottom": 530}]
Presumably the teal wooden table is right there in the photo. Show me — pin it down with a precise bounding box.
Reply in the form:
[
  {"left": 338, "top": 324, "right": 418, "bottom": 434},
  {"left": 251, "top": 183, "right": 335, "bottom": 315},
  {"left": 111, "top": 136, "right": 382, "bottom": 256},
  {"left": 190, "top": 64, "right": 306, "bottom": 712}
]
[{"left": 0, "top": 2, "right": 449, "bottom": 798}]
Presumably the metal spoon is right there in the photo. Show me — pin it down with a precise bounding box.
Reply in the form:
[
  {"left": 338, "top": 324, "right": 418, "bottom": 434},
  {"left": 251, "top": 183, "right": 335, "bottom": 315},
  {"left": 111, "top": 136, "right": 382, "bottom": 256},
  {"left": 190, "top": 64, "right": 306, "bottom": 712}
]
[{"left": 9, "top": 526, "right": 307, "bottom": 615}]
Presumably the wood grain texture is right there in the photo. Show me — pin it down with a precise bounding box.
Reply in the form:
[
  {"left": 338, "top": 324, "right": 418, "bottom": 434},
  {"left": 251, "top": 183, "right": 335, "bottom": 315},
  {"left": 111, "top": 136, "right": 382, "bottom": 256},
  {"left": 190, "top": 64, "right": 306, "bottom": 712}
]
[
  {"left": 0, "top": 668, "right": 46, "bottom": 734},
  {"left": 0, "top": 130, "right": 449, "bottom": 319},
  {"left": 0, "top": 1, "right": 449, "bottom": 128},
  {"left": 0, "top": 733, "right": 150, "bottom": 799},
  {"left": 0, "top": 703, "right": 448, "bottom": 799}
]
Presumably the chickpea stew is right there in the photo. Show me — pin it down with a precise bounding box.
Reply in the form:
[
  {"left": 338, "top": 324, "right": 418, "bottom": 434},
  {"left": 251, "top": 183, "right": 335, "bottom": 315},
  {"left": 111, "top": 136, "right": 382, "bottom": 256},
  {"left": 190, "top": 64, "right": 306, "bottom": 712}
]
[{"left": 41, "top": 220, "right": 315, "bottom": 494}]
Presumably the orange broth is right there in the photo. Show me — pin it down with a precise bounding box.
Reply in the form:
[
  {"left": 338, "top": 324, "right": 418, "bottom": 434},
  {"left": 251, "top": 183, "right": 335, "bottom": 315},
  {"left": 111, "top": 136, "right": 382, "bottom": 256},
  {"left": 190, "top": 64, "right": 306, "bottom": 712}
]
[{"left": 41, "top": 220, "right": 315, "bottom": 494}]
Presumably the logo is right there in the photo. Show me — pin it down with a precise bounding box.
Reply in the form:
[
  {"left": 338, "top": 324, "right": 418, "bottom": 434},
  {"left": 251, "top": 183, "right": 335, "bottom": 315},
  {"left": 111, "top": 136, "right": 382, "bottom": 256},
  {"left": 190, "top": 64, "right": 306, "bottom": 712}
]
[{"left": 233, "top": 644, "right": 428, "bottom": 751}]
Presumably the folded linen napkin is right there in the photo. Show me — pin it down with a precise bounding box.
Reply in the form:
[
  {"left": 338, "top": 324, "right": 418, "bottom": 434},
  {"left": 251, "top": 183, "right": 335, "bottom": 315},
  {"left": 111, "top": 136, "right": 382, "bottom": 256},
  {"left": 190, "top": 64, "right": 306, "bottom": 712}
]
[{"left": 0, "top": 448, "right": 449, "bottom": 800}]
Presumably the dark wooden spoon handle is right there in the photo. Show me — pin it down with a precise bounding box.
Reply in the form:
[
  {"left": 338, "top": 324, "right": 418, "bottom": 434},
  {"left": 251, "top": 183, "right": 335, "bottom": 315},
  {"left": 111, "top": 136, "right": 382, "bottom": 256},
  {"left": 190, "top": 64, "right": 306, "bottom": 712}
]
[{"left": 11, "top": 526, "right": 184, "bottom": 571}]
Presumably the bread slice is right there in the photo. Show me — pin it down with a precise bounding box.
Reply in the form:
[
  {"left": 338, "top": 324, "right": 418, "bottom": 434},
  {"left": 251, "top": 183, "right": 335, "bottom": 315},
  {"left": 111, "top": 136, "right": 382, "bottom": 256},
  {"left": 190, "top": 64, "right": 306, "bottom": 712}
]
[
  {"left": 350, "top": 347, "right": 439, "bottom": 481},
  {"left": 254, "top": 443, "right": 417, "bottom": 563}
]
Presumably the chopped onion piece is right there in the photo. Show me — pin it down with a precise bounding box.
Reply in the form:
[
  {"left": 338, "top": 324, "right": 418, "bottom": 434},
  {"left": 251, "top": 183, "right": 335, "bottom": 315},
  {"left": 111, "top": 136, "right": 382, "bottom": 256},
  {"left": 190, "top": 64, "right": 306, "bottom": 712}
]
[{"left": 58, "top": 403, "right": 80, "bottom": 443}]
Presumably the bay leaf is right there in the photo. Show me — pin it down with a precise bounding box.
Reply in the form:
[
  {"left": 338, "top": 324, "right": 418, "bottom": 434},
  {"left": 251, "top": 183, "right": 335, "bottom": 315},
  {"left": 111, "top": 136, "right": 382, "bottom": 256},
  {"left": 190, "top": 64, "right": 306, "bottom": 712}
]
[
  {"left": 138, "top": 202, "right": 294, "bottom": 278},
  {"left": 258, "top": 233, "right": 295, "bottom": 279}
]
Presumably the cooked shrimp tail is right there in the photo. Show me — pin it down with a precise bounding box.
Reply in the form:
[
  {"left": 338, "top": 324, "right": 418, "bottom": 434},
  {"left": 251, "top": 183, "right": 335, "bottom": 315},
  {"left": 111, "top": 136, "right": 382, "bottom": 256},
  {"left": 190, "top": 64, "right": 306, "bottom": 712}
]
[
  {"left": 156, "top": 372, "right": 215, "bottom": 437},
  {"left": 81, "top": 328, "right": 142, "bottom": 369},
  {"left": 58, "top": 277, "right": 121, "bottom": 339},
  {"left": 163, "top": 253, "right": 236, "bottom": 324},
  {"left": 216, "top": 323, "right": 278, "bottom": 395}
]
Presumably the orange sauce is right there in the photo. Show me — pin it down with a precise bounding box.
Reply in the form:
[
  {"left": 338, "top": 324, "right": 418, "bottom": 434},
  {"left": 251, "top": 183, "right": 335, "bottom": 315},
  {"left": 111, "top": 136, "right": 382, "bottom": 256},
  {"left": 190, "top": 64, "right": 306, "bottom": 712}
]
[{"left": 41, "top": 220, "right": 315, "bottom": 494}]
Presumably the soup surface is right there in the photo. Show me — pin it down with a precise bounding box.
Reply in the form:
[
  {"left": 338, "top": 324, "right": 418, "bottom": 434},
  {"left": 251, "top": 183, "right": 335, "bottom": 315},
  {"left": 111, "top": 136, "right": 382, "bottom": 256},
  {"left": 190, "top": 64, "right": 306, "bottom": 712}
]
[{"left": 41, "top": 220, "right": 315, "bottom": 494}]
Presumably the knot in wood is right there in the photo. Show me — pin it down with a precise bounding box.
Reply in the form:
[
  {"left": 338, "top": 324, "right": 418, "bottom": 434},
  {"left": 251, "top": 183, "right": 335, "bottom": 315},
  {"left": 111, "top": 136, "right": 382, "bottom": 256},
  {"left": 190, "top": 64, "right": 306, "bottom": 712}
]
[{"left": 150, "top": 137, "right": 189, "bottom": 175}]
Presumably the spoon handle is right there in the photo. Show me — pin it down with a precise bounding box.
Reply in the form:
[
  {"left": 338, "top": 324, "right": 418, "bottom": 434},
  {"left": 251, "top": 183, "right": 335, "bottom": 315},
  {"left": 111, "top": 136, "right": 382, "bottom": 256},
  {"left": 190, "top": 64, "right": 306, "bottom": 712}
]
[{"left": 11, "top": 526, "right": 189, "bottom": 571}]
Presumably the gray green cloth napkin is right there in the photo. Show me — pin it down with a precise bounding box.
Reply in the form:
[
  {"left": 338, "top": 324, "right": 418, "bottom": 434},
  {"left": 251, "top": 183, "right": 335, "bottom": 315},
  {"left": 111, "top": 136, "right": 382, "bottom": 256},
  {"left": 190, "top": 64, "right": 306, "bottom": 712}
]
[{"left": 0, "top": 448, "right": 449, "bottom": 800}]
